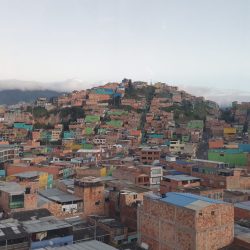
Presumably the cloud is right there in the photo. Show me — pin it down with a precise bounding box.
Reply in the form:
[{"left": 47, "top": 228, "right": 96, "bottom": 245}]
[{"left": 179, "top": 84, "right": 250, "bottom": 106}]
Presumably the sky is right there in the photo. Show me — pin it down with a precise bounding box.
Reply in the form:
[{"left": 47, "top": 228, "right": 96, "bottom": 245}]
[{"left": 0, "top": 0, "right": 249, "bottom": 92}]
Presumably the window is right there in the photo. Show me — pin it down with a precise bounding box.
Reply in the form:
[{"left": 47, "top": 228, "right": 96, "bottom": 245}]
[
  {"left": 25, "top": 187, "right": 31, "bottom": 194},
  {"left": 211, "top": 211, "right": 215, "bottom": 216},
  {"left": 199, "top": 212, "right": 202, "bottom": 216},
  {"left": 133, "top": 194, "right": 137, "bottom": 199},
  {"left": 151, "top": 169, "right": 161, "bottom": 175}
]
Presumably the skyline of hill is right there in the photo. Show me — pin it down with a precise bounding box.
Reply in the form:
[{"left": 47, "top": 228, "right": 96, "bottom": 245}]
[{"left": 0, "top": 79, "right": 249, "bottom": 106}]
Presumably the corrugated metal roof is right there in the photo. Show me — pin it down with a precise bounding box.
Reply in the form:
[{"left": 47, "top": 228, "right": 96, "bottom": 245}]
[
  {"left": 39, "top": 188, "right": 82, "bottom": 203},
  {"left": 235, "top": 201, "right": 250, "bottom": 211},
  {"left": 163, "top": 175, "right": 200, "bottom": 182},
  {"left": 40, "top": 240, "right": 118, "bottom": 249},
  {"left": 160, "top": 192, "right": 225, "bottom": 210}
]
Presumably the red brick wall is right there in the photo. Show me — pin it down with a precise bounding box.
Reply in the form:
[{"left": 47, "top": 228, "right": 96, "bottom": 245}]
[
  {"left": 234, "top": 206, "right": 250, "bottom": 220},
  {"left": 138, "top": 196, "right": 234, "bottom": 250},
  {"left": 75, "top": 184, "right": 105, "bottom": 218},
  {"left": 6, "top": 165, "right": 60, "bottom": 179}
]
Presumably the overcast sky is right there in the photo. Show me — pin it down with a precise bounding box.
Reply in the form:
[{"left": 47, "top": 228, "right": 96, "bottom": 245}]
[{"left": 0, "top": 0, "right": 249, "bottom": 91}]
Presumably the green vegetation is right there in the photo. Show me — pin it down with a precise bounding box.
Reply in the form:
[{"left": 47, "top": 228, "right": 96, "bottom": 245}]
[
  {"left": 29, "top": 107, "right": 49, "bottom": 118},
  {"left": 124, "top": 83, "right": 155, "bottom": 100},
  {"left": 59, "top": 107, "right": 85, "bottom": 121},
  {"left": 33, "top": 123, "right": 54, "bottom": 130},
  {"left": 161, "top": 100, "right": 209, "bottom": 123},
  {"left": 220, "top": 108, "right": 234, "bottom": 123}
]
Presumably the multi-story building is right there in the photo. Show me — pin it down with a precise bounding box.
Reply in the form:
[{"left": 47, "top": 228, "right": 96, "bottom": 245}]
[
  {"left": 139, "top": 165, "right": 163, "bottom": 187},
  {"left": 0, "top": 145, "right": 19, "bottom": 164},
  {"left": 138, "top": 192, "right": 234, "bottom": 250},
  {"left": 74, "top": 177, "right": 105, "bottom": 218},
  {"left": 140, "top": 147, "right": 161, "bottom": 165}
]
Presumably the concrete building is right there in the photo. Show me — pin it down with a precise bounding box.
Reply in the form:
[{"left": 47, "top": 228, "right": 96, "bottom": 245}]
[
  {"left": 0, "top": 145, "right": 19, "bottom": 164},
  {"left": 138, "top": 192, "right": 234, "bottom": 250},
  {"left": 139, "top": 165, "right": 163, "bottom": 187}
]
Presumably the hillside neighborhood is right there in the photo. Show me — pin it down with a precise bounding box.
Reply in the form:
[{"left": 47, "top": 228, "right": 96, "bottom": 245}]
[{"left": 0, "top": 79, "right": 249, "bottom": 250}]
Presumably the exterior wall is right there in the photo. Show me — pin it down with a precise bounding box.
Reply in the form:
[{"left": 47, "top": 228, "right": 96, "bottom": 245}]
[
  {"left": 160, "top": 179, "right": 200, "bottom": 194},
  {"left": 195, "top": 204, "right": 234, "bottom": 250},
  {"left": 240, "top": 176, "right": 250, "bottom": 189},
  {"left": 112, "top": 167, "right": 150, "bottom": 186},
  {"left": 138, "top": 196, "right": 196, "bottom": 250},
  {"left": 208, "top": 139, "right": 224, "bottom": 149},
  {"left": 76, "top": 167, "right": 106, "bottom": 178},
  {"left": 19, "top": 181, "right": 39, "bottom": 210},
  {"left": 74, "top": 182, "right": 105, "bottom": 217},
  {"left": 140, "top": 150, "right": 160, "bottom": 164},
  {"left": 119, "top": 192, "right": 146, "bottom": 232},
  {"left": 6, "top": 165, "right": 60, "bottom": 179},
  {"left": 0, "top": 191, "right": 11, "bottom": 213},
  {"left": 194, "top": 189, "right": 224, "bottom": 200},
  {"left": 234, "top": 206, "right": 250, "bottom": 220},
  {"left": 141, "top": 166, "right": 162, "bottom": 186},
  {"left": 41, "top": 200, "right": 83, "bottom": 219}
]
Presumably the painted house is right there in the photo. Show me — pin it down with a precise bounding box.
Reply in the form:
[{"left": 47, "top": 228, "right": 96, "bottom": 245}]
[
  {"left": 208, "top": 149, "right": 248, "bottom": 167},
  {"left": 14, "top": 122, "right": 33, "bottom": 131}
]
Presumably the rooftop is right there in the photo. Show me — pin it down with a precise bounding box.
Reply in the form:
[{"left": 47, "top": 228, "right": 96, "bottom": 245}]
[
  {"left": 12, "top": 208, "right": 52, "bottom": 222},
  {"left": 191, "top": 159, "right": 226, "bottom": 164},
  {"left": 235, "top": 201, "right": 250, "bottom": 211},
  {"left": 39, "top": 240, "right": 118, "bottom": 250},
  {"left": 39, "top": 188, "right": 82, "bottom": 204},
  {"left": 23, "top": 216, "right": 72, "bottom": 233},
  {"left": 159, "top": 192, "right": 226, "bottom": 211},
  {"left": 13, "top": 171, "right": 45, "bottom": 179},
  {"left": 234, "top": 223, "right": 250, "bottom": 244},
  {"left": 0, "top": 182, "right": 24, "bottom": 195},
  {"left": 0, "top": 219, "right": 28, "bottom": 241},
  {"left": 163, "top": 175, "right": 200, "bottom": 182}
]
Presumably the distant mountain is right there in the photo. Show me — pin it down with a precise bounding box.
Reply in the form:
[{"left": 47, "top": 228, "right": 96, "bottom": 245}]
[
  {"left": 0, "top": 89, "right": 64, "bottom": 105},
  {"left": 0, "top": 79, "right": 94, "bottom": 92}
]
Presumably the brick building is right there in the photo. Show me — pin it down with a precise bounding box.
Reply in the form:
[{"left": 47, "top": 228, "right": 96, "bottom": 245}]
[
  {"left": 140, "top": 147, "right": 161, "bottom": 165},
  {"left": 160, "top": 175, "right": 200, "bottom": 194},
  {"left": 138, "top": 192, "right": 234, "bottom": 250},
  {"left": 74, "top": 177, "right": 105, "bottom": 218},
  {"left": 234, "top": 201, "right": 250, "bottom": 221}
]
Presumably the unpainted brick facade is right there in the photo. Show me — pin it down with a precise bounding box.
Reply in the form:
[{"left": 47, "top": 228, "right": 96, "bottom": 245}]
[{"left": 138, "top": 195, "right": 234, "bottom": 250}]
